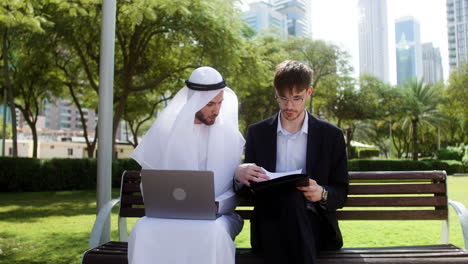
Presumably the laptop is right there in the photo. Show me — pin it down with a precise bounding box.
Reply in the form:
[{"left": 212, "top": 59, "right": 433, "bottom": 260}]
[{"left": 140, "top": 169, "right": 218, "bottom": 220}]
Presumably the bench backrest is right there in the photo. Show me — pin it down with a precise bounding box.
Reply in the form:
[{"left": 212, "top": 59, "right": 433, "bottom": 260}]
[{"left": 118, "top": 170, "right": 448, "bottom": 221}]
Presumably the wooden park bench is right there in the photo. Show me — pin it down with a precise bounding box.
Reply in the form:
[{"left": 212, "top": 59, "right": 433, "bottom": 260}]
[{"left": 82, "top": 170, "right": 468, "bottom": 264}]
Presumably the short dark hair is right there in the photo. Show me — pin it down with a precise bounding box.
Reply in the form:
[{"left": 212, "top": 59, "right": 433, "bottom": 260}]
[{"left": 274, "top": 60, "right": 313, "bottom": 95}]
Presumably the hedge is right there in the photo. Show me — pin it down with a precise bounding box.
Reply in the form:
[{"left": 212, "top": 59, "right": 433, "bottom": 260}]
[
  {"left": 0, "top": 157, "right": 140, "bottom": 192},
  {"left": 348, "top": 159, "right": 465, "bottom": 175},
  {"left": 0, "top": 157, "right": 465, "bottom": 192}
]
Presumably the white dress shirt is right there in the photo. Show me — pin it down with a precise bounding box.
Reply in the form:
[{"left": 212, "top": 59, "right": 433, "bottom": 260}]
[{"left": 275, "top": 111, "right": 308, "bottom": 173}]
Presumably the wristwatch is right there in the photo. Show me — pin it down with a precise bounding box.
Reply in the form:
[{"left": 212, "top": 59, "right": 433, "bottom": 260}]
[{"left": 321, "top": 187, "right": 328, "bottom": 201}]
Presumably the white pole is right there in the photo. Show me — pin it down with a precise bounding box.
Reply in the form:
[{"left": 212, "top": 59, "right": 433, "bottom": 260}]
[{"left": 96, "top": 0, "right": 116, "bottom": 245}]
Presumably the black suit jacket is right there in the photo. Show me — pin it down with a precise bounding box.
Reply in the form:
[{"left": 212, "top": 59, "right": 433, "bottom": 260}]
[{"left": 238, "top": 112, "right": 349, "bottom": 250}]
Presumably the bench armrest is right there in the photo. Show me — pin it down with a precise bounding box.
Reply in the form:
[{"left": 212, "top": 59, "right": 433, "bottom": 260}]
[
  {"left": 448, "top": 200, "right": 468, "bottom": 249},
  {"left": 88, "top": 198, "right": 121, "bottom": 249}
]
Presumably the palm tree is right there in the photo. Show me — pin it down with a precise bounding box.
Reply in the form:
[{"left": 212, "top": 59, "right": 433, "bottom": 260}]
[{"left": 401, "top": 78, "right": 443, "bottom": 160}]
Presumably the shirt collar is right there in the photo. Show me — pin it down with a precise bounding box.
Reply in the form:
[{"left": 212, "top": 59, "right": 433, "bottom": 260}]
[{"left": 277, "top": 111, "right": 309, "bottom": 136}]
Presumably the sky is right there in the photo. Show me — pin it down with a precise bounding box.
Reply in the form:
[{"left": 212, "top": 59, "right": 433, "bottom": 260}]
[{"left": 243, "top": 0, "right": 449, "bottom": 85}]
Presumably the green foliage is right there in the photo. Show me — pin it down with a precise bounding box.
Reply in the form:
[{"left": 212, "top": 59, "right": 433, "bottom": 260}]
[
  {"left": 0, "top": 157, "right": 141, "bottom": 192},
  {"left": 348, "top": 159, "right": 464, "bottom": 174},
  {"left": 0, "top": 119, "right": 12, "bottom": 139},
  {"left": 358, "top": 149, "right": 380, "bottom": 159},
  {"left": 0, "top": 0, "right": 52, "bottom": 32},
  {"left": 46, "top": 0, "right": 247, "bottom": 143},
  {"left": 434, "top": 147, "right": 464, "bottom": 161},
  {"left": 400, "top": 78, "right": 444, "bottom": 160},
  {"left": 233, "top": 33, "right": 288, "bottom": 132},
  {"left": 441, "top": 63, "right": 468, "bottom": 145},
  {"left": 41, "top": 158, "right": 97, "bottom": 190},
  {"left": 0, "top": 157, "right": 42, "bottom": 192},
  {"left": 348, "top": 159, "right": 431, "bottom": 171}
]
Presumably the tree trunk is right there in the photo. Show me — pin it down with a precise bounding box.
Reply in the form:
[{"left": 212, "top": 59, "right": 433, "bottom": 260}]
[
  {"left": 412, "top": 120, "right": 418, "bottom": 161},
  {"left": 345, "top": 127, "right": 353, "bottom": 159},
  {"left": 31, "top": 125, "right": 38, "bottom": 158},
  {"left": 2, "top": 28, "right": 17, "bottom": 156}
]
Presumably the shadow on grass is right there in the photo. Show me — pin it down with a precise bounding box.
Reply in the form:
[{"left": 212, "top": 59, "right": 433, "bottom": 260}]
[
  {"left": 0, "top": 230, "right": 91, "bottom": 264},
  {"left": 0, "top": 189, "right": 120, "bottom": 223}
]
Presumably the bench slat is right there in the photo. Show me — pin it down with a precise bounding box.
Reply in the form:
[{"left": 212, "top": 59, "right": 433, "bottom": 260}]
[
  {"left": 336, "top": 210, "right": 448, "bottom": 220},
  {"left": 121, "top": 195, "right": 144, "bottom": 205},
  {"left": 121, "top": 183, "right": 141, "bottom": 193},
  {"left": 120, "top": 208, "right": 145, "bottom": 217},
  {"left": 236, "top": 209, "right": 448, "bottom": 220},
  {"left": 349, "top": 171, "right": 446, "bottom": 180},
  {"left": 349, "top": 184, "right": 446, "bottom": 194},
  {"left": 344, "top": 196, "right": 446, "bottom": 207},
  {"left": 319, "top": 244, "right": 464, "bottom": 254}
]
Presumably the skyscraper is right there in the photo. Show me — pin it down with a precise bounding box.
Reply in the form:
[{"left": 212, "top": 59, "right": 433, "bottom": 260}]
[
  {"left": 446, "top": 0, "right": 468, "bottom": 70},
  {"left": 358, "top": 0, "right": 389, "bottom": 82},
  {"left": 422, "top": 43, "right": 444, "bottom": 84},
  {"left": 395, "top": 16, "right": 423, "bottom": 86},
  {"left": 243, "top": 0, "right": 311, "bottom": 38},
  {"left": 243, "top": 0, "right": 288, "bottom": 38},
  {"left": 273, "top": 0, "right": 311, "bottom": 37}
]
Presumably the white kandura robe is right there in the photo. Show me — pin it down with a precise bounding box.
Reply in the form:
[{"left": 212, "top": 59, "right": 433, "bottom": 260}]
[{"left": 128, "top": 124, "right": 244, "bottom": 264}]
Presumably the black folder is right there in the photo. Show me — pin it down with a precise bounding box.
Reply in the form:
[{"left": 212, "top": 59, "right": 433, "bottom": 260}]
[{"left": 250, "top": 173, "right": 309, "bottom": 192}]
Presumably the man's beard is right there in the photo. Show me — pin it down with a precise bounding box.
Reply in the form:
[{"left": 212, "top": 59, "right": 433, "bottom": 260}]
[
  {"left": 281, "top": 109, "right": 301, "bottom": 121},
  {"left": 195, "top": 111, "right": 217, "bottom": 125}
]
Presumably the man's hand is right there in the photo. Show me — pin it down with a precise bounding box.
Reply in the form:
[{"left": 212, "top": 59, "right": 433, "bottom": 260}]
[
  {"left": 234, "top": 163, "right": 269, "bottom": 187},
  {"left": 297, "top": 179, "right": 323, "bottom": 202}
]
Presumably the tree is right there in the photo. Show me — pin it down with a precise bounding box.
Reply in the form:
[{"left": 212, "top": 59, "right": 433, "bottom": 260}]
[
  {"left": 321, "top": 75, "right": 377, "bottom": 158},
  {"left": 283, "top": 37, "right": 354, "bottom": 114},
  {"left": 233, "top": 33, "right": 288, "bottom": 133},
  {"left": 0, "top": 0, "right": 52, "bottom": 156},
  {"left": 443, "top": 63, "right": 468, "bottom": 144},
  {"left": 354, "top": 74, "right": 407, "bottom": 158},
  {"left": 401, "top": 78, "right": 443, "bottom": 160},
  {"left": 49, "top": 0, "right": 246, "bottom": 149},
  {"left": 123, "top": 89, "right": 172, "bottom": 147},
  {"left": 12, "top": 32, "right": 63, "bottom": 157}
]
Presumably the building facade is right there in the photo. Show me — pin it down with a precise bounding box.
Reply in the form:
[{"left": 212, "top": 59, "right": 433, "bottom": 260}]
[
  {"left": 395, "top": 16, "right": 423, "bottom": 86},
  {"left": 43, "top": 98, "right": 98, "bottom": 134},
  {"left": 243, "top": 0, "right": 311, "bottom": 38},
  {"left": 243, "top": 0, "right": 288, "bottom": 38},
  {"left": 422, "top": 43, "right": 444, "bottom": 84},
  {"left": 273, "top": 0, "right": 311, "bottom": 37},
  {"left": 358, "top": 0, "right": 389, "bottom": 82},
  {"left": 446, "top": 0, "right": 468, "bottom": 71}
]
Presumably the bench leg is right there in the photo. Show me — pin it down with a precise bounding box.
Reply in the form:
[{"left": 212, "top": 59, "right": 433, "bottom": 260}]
[
  {"left": 441, "top": 219, "right": 449, "bottom": 244},
  {"left": 119, "top": 217, "right": 129, "bottom": 242}
]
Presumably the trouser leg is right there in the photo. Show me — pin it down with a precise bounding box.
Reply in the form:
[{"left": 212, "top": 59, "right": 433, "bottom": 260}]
[{"left": 254, "top": 189, "right": 321, "bottom": 264}]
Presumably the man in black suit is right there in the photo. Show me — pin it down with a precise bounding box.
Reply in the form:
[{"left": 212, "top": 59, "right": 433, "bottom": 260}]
[{"left": 234, "top": 60, "right": 349, "bottom": 264}]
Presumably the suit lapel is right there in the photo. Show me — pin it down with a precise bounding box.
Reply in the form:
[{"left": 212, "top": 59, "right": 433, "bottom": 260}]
[
  {"left": 306, "top": 113, "right": 321, "bottom": 178},
  {"left": 264, "top": 114, "right": 278, "bottom": 172}
]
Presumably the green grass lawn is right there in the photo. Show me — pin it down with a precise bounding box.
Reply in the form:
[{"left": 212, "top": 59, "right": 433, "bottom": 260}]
[{"left": 0, "top": 176, "right": 467, "bottom": 264}]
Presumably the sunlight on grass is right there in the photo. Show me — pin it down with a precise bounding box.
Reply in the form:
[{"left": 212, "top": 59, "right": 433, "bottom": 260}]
[{"left": 0, "top": 176, "right": 466, "bottom": 263}]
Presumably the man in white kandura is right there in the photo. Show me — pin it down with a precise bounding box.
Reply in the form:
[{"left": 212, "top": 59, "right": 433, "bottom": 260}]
[{"left": 128, "top": 66, "right": 245, "bottom": 264}]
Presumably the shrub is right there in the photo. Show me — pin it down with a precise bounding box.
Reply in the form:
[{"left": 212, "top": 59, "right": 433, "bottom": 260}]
[
  {"left": 348, "top": 159, "right": 463, "bottom": 174},
  {"left": 0, "top": 157, "right": 42, "bottom": 192},
  {"left": 41, "top": 158, "right": 97, "bottom": 191},
  {"left": 358, "top": 149, "right": 380, "bottom": 159},
  {"left": 422, "top": 159, "right": 464, "bottom": 175},
  {"left": 0, "top": 157, "right": 141, "bottom": 192},
  {"left": 112, "top": 158, "right": 141, "bottom": 187},
  {"left": 434, "top": 147, "right": 463, "bottom": 161},
  {"left": 348, "top": 159, "right": 431, "bottom": 171}
]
